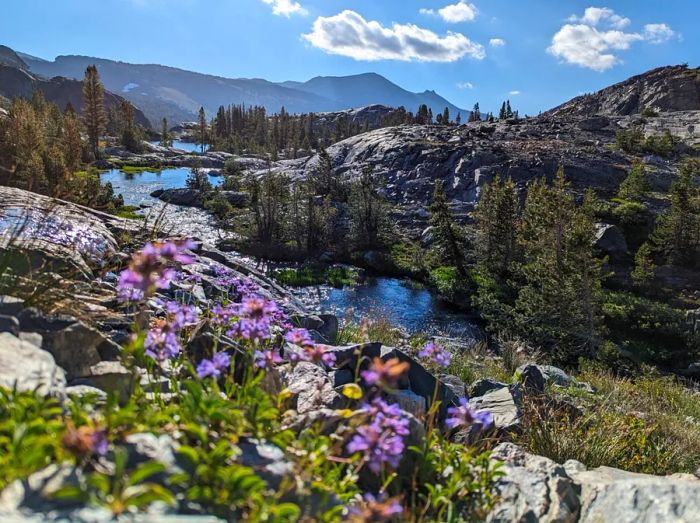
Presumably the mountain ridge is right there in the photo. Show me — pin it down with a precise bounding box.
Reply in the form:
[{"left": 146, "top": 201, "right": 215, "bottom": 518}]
[{"left": 15, "top": 48, "right": 470, "bottom": 126}]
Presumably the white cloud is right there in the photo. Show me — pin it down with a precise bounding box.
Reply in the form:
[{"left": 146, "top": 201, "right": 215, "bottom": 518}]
[
  {"left": 549, "top": 7, "right": 674, "bottom": 71},
  {"left": 489, "top": 38, "right": 506, "bottom": 47},
  {"left": 419, "top": 8, "right": 435, "bottom": 16},
  {"left": 438, "top": 1, "right": 478, "bottom": 23},
  {"left": 509, "top": 90, "right": 521, "bottom": 95},
  {"left": 643, "top": 23, "right": 675, "bottom": 44},
  {"left": 260, "top": 0, "right": 307, "bottom": 17},
  {"left": 303, "top": 10, "right": 485, "bottom": 62},
  {"left": 568, "top": 7, "right": 630, "bottom": 29},
  {"left": 458, "top": 81, "right": 474, "bottom": 89}
]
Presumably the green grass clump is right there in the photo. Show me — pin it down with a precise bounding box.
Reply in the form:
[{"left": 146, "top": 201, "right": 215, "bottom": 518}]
[
  {"left": 336, "top": 315, "right": 406, "bottom": 347},
  {"left": 120, "top": 165, "right": 163, "bottom": 175},
  {"left": 273, "top": 266, "right": 359, "bottom": 288},
  {"left": 115, "top": 206, "right": 144, "bottom": 220}
]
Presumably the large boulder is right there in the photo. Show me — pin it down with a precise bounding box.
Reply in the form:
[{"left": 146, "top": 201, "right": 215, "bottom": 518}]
[
  {"left": 0, "top": 186, "right": 130, "bottom": 279},
  {"left": 470, "top": 386, "right": 522, "bottom": 433},
  {"left": 0, "top": 332, "right": 66, "bottom": 396},
  {"left": 594, "top": 223, "right": 628, "bottom": 260}
]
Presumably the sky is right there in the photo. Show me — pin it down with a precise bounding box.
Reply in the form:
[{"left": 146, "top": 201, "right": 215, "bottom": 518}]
[{"left": 2, "top": 0, "right": 698, "bottom": 114}]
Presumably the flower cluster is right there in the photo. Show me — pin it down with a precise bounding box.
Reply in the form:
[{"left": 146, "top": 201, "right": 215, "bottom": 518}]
[
  {"left": 347, "top": 398, "right": 410, "bottom": 474},
  {"left": 117, "top": 239, "right": 196, "bottom": 303},
  {"left": 418, "top": 341, "right": 452, "bottom": 368},
  {"left": 445, "top": 397, "right": 494, "bottom": 432},
  {"left": 196, "top": 351, "right": 231, "bottom": 379},
  {"left": 226, "top": 295, "right": 285, "bottom": 343},
  {"left": 62, "top": 423, "right": 108, "bottom": 458},
  {"left": 145, "top": 300, "right": 199, "bottom": 362},
  {"left": 213, "top": 266, "right": 259, "bottom": 297},
  {"left": 361, "top": 357, "right": 409, "bottom": 390},
  {"left": 349, "top": 493, "right": 403, "bottom": 522},
  {"left": 254, "top": 349, "right": 283, "bottom": 369},
  {"left": 284, "top": 328, "right": 336, "bottom": 367}
]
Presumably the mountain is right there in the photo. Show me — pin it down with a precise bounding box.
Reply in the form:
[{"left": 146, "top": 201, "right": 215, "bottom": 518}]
[
  {"left": 0, "top": 62, "right": 151, "bottom": 128},
  {"left": 0, "top": 45, "right": 28, "bottom": 71},
  {"left": 547, "top": 64, "right": 700, "bottom": 117},
  {"left": 16, "top": 48, "right": 470, "bottom": 126}
]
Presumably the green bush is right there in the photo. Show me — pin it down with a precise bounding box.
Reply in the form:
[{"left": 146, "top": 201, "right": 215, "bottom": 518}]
[
  {"left": 429, "top": 266, "right": 471, "bottom": 302},
  {"left": 273, "top": 266, "right": 358, "bottom": 288}
]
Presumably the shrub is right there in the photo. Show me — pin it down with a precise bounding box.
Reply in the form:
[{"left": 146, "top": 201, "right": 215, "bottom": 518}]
[
  {"left": 272, "top": 266, "right": 358, "bottom": 288},
  {"left": 429, "top": 266, "right": 471, "bottom": 303},
  {"left": 641, "top": 107, "right": 659, "bottom": 117},
  {"left": 612, "top": 200, "right": 648, "bottom": 225}
]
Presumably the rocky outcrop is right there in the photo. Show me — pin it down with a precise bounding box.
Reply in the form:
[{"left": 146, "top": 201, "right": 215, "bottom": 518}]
[
  {"left": 151, "top": 188, "right": 249, "bottom": 208},
  {"left": 0, "top": 185, "right": 131, "bottom": 279},
  {"left": 489, "top": 443, "right": 700, "bottom": 523},
  {"left": 546, "top": 65, "right": 700, "bottom": 117},
  {"left": 0, "top": 332, "right": 66, "bottom": 396}
]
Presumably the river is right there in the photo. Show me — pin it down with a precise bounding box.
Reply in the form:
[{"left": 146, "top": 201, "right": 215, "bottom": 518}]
[{"left": 102, "top": 167, "right": 481, "bottom": 338}]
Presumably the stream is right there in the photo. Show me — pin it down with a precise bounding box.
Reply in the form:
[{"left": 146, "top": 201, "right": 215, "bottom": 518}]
[{"left": 102, "top": 167, "right": 482, "bottom": 338}]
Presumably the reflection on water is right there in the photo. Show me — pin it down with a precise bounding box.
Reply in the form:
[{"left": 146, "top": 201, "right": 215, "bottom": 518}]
[
  {"left": 101, "top": 168, "right": 221, "bottom": 207},
  {"left": 294, "top": 276, "right": 481, "bottom": 339},
  {"left": 149, "top": 140, "right": 208, "bottom": 153}
]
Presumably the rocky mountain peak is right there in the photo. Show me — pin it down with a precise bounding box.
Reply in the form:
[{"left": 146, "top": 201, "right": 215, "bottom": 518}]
[{"left": 546, "top": 64, "right": 700, "bottom": 117}]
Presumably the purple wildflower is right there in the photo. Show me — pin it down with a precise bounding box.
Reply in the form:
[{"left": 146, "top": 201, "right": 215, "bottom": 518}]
[
  {"left": 196, "top": 351, "right": 231, "bottom": 379},
  {"left": 241, "top": 295, "right": 278, "bottom": 320},
  {"left": 211, "top": 303, "right": 239, "bottom": 327},
  {"left": 144, "top": 323, "right": 181, "bottom": 362},
  {"left": 91, "top": 429, "right": 109, "bottom": 456},
  {"left": 164, "top": 301, "right": 199, "bottom": 329},
  {"left": 418, "top": 341, "right": 452, "bottom": 368},
  {"left": 227, "top": 318, "right": 271, "bottom": 343},
  {"left": 360, "top": 358, "right": 409, "bottom": 390},
  {"left": 116, "top": 239, "right": 195, "bottom": 303},
  {"left": 304, "top": 344, "right": 337, "bottom": 367},
  {"left": 349, "top": 493, "right": 404, "bottom": 522},
  {"left": 284, "top": 328, "right": 314, "bottom": 347},
  {"left": 347, "top": 399, "right": 409, "bottom": 474},
  {"left": 254, "top": 349, "right": 283, "bottom": 369},
  {"left": 445, "top": 397, "right": 494, "bottom": 431}
]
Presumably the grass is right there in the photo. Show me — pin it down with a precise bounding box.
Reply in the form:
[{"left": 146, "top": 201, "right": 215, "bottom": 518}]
[
  {"left": 272, "top": 266, "right": 359, "bottom": 288},
  {"left": 115, "top": 205, "right": 144, "bottom": 220},
  {"left": 336, "top": 315, "right": 406, "bottom": 347},
  {"left": 120, "top": 166, "right": 163, "bottom": 175}
]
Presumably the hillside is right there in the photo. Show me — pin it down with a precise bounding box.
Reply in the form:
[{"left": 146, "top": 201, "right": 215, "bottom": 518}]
[
  {"left": 547, "top": 64, "right": 700, "bottom": 117},
  {"left": 0, "top": 63, "right": 151, "bottom": 128},
  {"left": 15, "top": 49, "right": 469, "bottom": 125}
]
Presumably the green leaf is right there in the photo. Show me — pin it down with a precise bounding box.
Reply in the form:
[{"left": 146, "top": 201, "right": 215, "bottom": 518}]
[{"left": 127, "top": 461, "right": 166, "bottom": 487}]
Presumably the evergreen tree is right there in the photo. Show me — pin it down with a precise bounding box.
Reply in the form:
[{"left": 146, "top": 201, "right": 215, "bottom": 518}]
[
  {"left": 61, "top": 107, "right": 82, "bottom": 174},
  {"left": 429, "top": 181, "right": 466, "bottom": 272},
  {"left": 499, "top": 102, "right": 507, "bottom": 120},
  {"left": 618, "top": 160, "right": 650, "bottom": 201},
  {"left": 505, "top": 100, "right": 513, "bottom": 119},
  {"left": 652, "top": 160, "right": 700, "bottom": 266},
  {"left": 81, "top": 65, "right": 106, "bottom": 159},
  {"left": 119, "top": 101, "right": 143, "bottom": 153},
  {"left": 247, "top": 171, "right": 289, "bottom": 244},
  {"left": 469, "top": 103, "right": 481, "bottom": 122},
  {"left": 160, "top": 118, "right": 172, "bottom": 147},
  {"left": 196, "top": 107, "right": 208, "bottom": 153},
  {"left": 441, "top": 107, "right": 450, "bottom": 125},
  {"left": 455, "top": 112, "right": 462, "bottom": 125},
  {"left": 631, "top": 242, "right": 656, "bottom": 288},
  {"left": 348, "top": 165, "right": 389, "bottom": 250},
  {"left": 514, "top": 168, "right": 602, "bottom": 361}
]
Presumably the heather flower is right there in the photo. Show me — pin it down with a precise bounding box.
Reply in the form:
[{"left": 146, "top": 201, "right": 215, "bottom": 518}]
[
  {"left": 254, "top": 349, "right": 283, "bottom": 369},
  {"left": 445, "top": 397, "right": 494, "bottom": 431},
  {"left": 91, "top": 429, "right": 109, "bottom": 456},
  {"left": 361, "top": 358, "right": 409, "bottom": 389},
  {"left": 347, "top": 399, "right": 409, "bottom": 474},
  {"left": 349, "top": 493, "right": 403, "bottom": 522},
  {"left": 418, "top": 341, "right": 452, "bottom": 368},
  {"left": 241, "top": 295, "right": 278, "bottom": 320},
  {"left": 285, "top": 328, "right": 314, "bottom": 347},
  {"left": 196, "top": 351, "right": 231, "bottom": 379}
]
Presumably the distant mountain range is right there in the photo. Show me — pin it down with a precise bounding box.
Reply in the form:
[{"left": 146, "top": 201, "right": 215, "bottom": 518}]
[
  {"left": 11, "top": 47, "right": 470, "bottom": 126},
  {"left": 0, "top": 45, "right": 150, "bottom": 128}
]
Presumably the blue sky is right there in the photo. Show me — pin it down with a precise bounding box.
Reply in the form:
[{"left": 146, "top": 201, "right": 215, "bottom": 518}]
[{"left": 2, "top": 0, "right": 698, "bottom": 114}]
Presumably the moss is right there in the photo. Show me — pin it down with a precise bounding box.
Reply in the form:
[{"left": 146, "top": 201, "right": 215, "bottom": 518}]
[{"left": 272, "top": 266, "right": 359, "bottom": 288}]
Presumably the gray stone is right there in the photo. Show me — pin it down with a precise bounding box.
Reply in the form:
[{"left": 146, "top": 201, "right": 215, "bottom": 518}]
[
  {"left": 488, "top": 443, "right": 580, "bottom": 523},
  {"left": 439, "top": 374, "right": 466, "bottom": 397},
  {"left": 469, "top": 378, "right": 508, "bottom": 398},
  {"left": 0, "top": 314, "right": 20, "bottom": 336},
  {"left": 0, "top": 332, "right": 66, "bottom": 396},
  {"left": 539, "top": 365, "right": 573, "bottom": 387},
  {"left": 0, "top": 295, "right": 24, "bottom": 317},
  {"left": 18, "top": 332, "right": 43, "bottom": 348},
  {"left": 516, "top": 364, "right": 546, "bottom": 393},
  {"left": 388, "top": 389, "right": 427, "bottom": 418},
  {"left": 280, "top": 362, "right": 342, "bottom": 414},
  {"left": 70, "top": 361, "right": 134, "bottom": 402},
  {"left": 470, "top": 386, "right": 522, "bottom": 433},
  {"left": 594, "top": 223, "right": 628, "bottom": 260},
  {"left": 65, "top": 385, "right": 108, "bottom": 401}
]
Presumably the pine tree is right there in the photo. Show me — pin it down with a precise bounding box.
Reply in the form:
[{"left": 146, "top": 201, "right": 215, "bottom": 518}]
[
  {"left": 499, "top": 102, "right": 507, "bottom": 120},
  {"left": 81, "top": 65, "right": 106, "bottom": 159},
  {"left": 61, "top": 108, "right": 82, "bottom": 174},
  {"left": 429, "top": 181, "right": 466, "bottom": 272},
  {"left": 119, "top": 101, "right": 142, "bottom": 153},
  {"left": 469, "top": 102, "right": 481, "bottom": 122},
  {"left": 441, "top": 107, "right": 450, "bottom": 125},
  {"left": 631, "top": 242, "right": 656, "bottom": 287},
  {"left": 505, "top": 100, "right": 513, "bottom": 119},
  {"left": 160, "top": 118, "right": 172, "bottom": 147},
  {"left": 196, "top": 107, "right": 208, "bottom": 153},
  {"left": 348, "top": 165, "right": 389, "bottom": 250},
  {"left": 514, "top": 167, "right": 602, "bottom": 361},
  {"left": 652, "top": 160, "right": 700, "bottom": 266},
  {"left": 618, "top": 160, "right": 650, "bottom": 201},
  {"left": 455, "top": 112, "right": 462, "bottom": 125}
]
